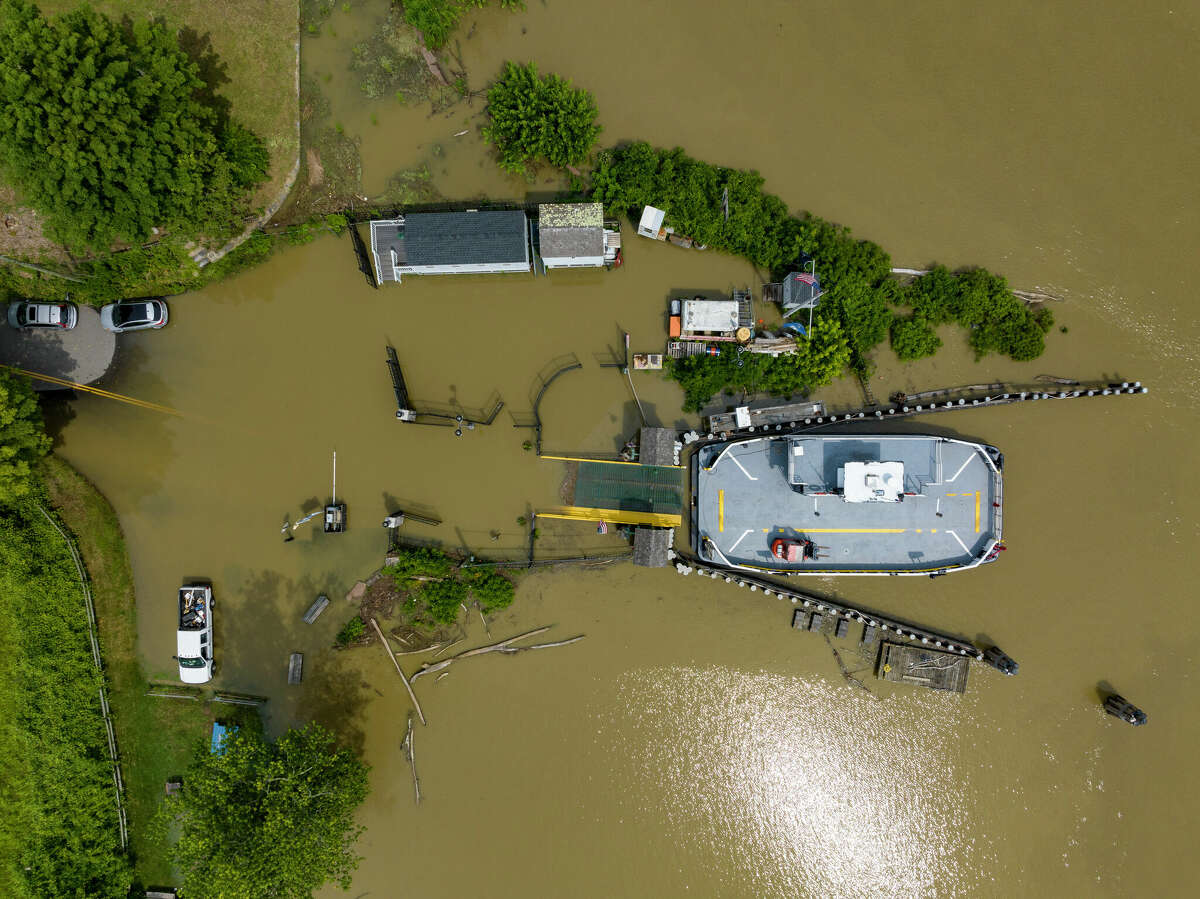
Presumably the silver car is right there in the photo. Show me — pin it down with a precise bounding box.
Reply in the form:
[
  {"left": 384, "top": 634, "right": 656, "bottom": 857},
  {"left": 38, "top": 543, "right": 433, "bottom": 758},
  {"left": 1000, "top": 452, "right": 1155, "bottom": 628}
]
[
  {"left": 100, "top": 298, "right": 169, "bottom": 332},
  {"left": 6, "top": 300, "right": 77, "bottom": 329}
]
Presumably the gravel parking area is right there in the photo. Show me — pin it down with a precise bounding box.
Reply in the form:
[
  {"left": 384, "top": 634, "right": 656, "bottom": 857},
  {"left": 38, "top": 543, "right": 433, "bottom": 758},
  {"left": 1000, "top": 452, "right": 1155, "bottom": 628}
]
[{"left": 0, "top": 305, "right": 115, "bottom": 388}]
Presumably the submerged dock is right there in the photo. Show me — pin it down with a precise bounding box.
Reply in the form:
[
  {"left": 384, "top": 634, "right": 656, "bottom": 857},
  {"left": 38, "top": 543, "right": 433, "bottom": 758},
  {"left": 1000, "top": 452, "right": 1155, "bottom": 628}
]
[{"left": 877, "top": 641, "right": 970, "bottom": 693}]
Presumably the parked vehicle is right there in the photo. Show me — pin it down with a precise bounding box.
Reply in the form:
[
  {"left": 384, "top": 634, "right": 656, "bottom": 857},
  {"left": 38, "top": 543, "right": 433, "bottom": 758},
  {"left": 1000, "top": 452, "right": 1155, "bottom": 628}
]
[
  {"left": 177, "top": 583, "right": 214, "bottom": 684},
  {"left": 99, "top": 298, "right": 168, "bottom": 332},
  {"left": 6, "top": 300, "right": 77, "bottom": 330}
]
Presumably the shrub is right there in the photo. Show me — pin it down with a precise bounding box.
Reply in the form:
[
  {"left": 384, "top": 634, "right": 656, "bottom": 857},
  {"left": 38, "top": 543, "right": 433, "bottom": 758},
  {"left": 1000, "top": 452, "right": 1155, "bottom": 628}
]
[
  {"left": 415, "top": 579, "right": 468, "bottom": 626},
  {"left": 384, "top": 546, "right": 453, "bottom": 583},
  {"left": 890, "top": 316, "right": 942, "bottom": 361},
  {"left": 335, "top": 616, "right": 365, "bottom": 647},
  {"left": 483, "top": 62, "right": 600, "bottom": 175}
]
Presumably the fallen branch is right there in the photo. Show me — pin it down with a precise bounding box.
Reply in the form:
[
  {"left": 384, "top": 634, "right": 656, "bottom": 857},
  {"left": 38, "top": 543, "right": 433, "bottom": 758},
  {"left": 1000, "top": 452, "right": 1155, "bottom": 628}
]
[
  {"left": 392, "top": 638, "right": 445, "bottom": 657},
  {"left": 370, "top": 617, "right": 427, "bottom": 725},
  {"left": 402, "top": 714, "right": 420, "bottom": 805},
  {"left": 436, "top": 672, "right": 449, "bottom": 683},
  {"left": 411, "top": 627, "right": 585, "bottom": 682},
  {"left": 477, "top": 605, "right": 490, "bottom": 637},
  {"left": 433, "top": 637, "right": 463, "bottom": 659}
]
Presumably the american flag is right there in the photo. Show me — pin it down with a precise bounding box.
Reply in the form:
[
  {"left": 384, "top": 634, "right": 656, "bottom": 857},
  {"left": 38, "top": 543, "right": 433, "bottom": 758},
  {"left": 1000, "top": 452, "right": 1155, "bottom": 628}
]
[
  {"left": 597, "top": 520, "right": 608, "bottom": 535},
  {"left": 791, "top": 272, "right": 819, "bottom": 287}
]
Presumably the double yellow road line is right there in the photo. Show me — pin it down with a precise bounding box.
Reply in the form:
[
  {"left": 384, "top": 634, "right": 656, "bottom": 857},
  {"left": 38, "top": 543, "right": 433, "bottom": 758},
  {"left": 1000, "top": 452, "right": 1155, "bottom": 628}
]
[{"left": 3, "top": 366, "right": 182, "bottom": 417}]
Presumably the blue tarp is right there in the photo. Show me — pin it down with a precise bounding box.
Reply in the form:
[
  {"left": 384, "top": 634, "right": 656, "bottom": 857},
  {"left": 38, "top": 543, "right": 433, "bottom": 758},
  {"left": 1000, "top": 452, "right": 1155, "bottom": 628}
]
[{"left": 211, "top": 721, "right": 238, "bottom": 755}]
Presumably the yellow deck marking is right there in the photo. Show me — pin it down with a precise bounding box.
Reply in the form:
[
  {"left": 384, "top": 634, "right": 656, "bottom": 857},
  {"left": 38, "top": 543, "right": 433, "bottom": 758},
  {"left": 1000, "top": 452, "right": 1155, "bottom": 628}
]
[
  {"left": 975, "top": 491, "right": 981, "bottom": 532},
  {"left": 537, "top": 507, "right": 682, "bottom": 527},
  {"left": 539, "top": 454, "right": 684, "bottom": 469},
  {"left": 718, "top": 490, "right": 725, "bottom": 532}
]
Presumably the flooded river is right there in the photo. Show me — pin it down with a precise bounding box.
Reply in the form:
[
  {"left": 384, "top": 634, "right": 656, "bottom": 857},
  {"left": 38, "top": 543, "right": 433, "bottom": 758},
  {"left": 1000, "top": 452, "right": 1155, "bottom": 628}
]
[{"left": 54, "top": 1, "right": 1199, "bottom": 895}]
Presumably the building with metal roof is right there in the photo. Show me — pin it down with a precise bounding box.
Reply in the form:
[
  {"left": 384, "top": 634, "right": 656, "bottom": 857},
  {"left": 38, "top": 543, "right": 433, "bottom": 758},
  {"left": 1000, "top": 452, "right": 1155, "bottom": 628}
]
[
  {"left": 537, "top": 202, "right": 614, "bottom": 269},
  {"left": 369, "top": 210, "right": 531, "bottom": 283}
]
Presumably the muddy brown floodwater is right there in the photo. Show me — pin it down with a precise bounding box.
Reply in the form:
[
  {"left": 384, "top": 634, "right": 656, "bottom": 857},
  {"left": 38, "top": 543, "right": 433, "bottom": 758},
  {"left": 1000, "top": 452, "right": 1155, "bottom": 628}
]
[{"left": 53, "top": 1, "right": 1200, "bottom": 896}]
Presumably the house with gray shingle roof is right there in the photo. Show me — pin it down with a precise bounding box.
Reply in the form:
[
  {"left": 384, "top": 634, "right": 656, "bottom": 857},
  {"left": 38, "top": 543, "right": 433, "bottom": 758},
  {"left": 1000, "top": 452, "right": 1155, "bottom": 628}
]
[
  {"left": 536, "top": 202, "right": 619, "bottom": 269},
  {"left": 369, "top": 210, "right": 531, "bottom": 283}
]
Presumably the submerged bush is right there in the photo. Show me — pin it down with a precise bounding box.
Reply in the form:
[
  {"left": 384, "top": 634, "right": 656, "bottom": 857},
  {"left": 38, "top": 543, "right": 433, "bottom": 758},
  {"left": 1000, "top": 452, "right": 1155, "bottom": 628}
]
[
  {"left": 415, "top": 579, "right": 469, "bottom": 626},
  {"left": 466, "top": 570, "right": 515, "bottom": 613},
  {"left": 385, "top": 546, "right": 454, "bottom": 583},
  {"left": 335, "top": 616, "right": 365, "bottom": 646},
  {"left": 483, "top": 61, "right": 600, "bottom": 175}
]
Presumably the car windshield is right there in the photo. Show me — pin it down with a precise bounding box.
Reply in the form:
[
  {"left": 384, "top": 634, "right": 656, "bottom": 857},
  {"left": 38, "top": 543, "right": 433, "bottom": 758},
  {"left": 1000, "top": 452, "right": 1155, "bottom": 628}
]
[
  {"left": 115, "top": 303, "right": 152, "bottom": 326},
  {"left": 178, "top": 656, "right": 207, "bottom": 668}
]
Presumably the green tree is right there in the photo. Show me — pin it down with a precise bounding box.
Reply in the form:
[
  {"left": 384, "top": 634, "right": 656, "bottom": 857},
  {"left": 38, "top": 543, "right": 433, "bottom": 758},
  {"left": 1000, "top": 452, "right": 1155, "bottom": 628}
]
[
  {"left": 165, "top": 723, "right": 368, "bottom": 899},
  {"left": 0, "top": 0, "right": 268, "bottom": 249},
  {"left": 402, "top": 1, "right": 525, "bottom": 50},
  {"left": 483, "top": 61, "right": 600, "bottom": 175},
  {"left": 0, "top": 368, "right": 50, "bottom": 504}
]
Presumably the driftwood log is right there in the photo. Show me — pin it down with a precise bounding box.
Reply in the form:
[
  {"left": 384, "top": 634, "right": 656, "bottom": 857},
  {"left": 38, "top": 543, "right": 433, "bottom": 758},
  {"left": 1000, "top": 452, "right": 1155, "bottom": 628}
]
[
  {"left": 370, "top": 617, "right": 427, "bottom": 725},
  {"left": 402, "top": 714, "right": 420, "bottom": 805},
  {"left": 410, "top": 627, "right": 584, "bottom": 683}
]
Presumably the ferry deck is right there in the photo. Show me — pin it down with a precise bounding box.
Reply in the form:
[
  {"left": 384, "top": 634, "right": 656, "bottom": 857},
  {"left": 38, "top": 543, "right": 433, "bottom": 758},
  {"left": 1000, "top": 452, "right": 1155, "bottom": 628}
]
[{"left": 693, "top": 434, "right": 1002, "bottom": 575}]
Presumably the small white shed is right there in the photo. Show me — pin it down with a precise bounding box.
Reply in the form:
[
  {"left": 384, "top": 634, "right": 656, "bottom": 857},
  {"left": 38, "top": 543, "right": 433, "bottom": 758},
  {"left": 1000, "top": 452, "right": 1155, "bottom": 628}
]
[{"left": 637, "top": 205, "right": 666, "bottom": 240}]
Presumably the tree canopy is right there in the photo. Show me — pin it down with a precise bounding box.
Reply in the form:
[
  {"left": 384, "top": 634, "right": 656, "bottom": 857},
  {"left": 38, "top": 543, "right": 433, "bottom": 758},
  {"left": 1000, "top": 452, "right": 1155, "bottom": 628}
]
[
  {"left": 589, "top": 142, "right": 1053, "bottom": 390},
  {"left": 164, "top": 723, "right": 369, "bottom": 899},
  {"left": 0, "top": 0, "right": 269, "bottom": 249},
  {"left": 0, "top": 368, "right": 50, "bottom": 505},
  {"left": 483, "top": 61, "right": 600, "bottom": 175}
]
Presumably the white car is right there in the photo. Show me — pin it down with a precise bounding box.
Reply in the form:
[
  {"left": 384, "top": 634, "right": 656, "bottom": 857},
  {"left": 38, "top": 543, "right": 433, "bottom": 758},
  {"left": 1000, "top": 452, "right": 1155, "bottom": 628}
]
[
  {"left": 100, "top": 298, "right": 168, "bottom": 332},
  {"left": 177, "top": 583, "right": 214, "bottom": 684},
  {"left": 6, "top": 300, "right": 77, "bottom": 329}
]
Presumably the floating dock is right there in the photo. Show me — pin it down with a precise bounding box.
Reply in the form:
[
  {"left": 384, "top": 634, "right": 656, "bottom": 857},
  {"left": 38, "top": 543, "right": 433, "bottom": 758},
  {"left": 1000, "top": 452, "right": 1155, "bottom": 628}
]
[
  {"left": 877, "top": 641, "right": 970, "bottom": 693},
  {"left": 287, "top": 653, "right": 303, "bottom": 685},
  {"left": 708, "top": 399, "right": 826, "bottom": 433}
]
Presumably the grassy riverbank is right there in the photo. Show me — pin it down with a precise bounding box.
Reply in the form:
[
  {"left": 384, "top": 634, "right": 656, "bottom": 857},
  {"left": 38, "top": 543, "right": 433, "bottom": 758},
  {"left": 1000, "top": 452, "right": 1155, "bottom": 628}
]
[
  {"left": 0, "top": 484, "right": 130, "bottom": 895},
  {"left": 39, "top": 456, "right": 258, "bottom": 890}
]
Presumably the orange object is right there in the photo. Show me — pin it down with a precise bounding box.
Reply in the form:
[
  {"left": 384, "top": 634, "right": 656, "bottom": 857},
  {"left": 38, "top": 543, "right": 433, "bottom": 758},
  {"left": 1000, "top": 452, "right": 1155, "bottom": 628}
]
[{"left": 668, "top": 315, "right": 681, "bottom": 337}]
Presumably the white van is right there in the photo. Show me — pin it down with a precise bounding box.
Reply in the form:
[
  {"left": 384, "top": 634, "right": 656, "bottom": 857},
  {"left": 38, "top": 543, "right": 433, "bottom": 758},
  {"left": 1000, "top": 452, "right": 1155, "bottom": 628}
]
[{"left": 177, "top": 584, "right": 214, "bottom": 684}]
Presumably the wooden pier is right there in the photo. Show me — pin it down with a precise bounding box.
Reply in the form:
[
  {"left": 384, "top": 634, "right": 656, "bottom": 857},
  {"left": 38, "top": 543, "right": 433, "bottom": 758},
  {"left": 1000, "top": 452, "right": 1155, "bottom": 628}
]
[
  {"left": 287, "top": 653, "right": 303, "bottom": 685},
  {"left": 877, "top": 642, "right": 969, "bottom": 693}
]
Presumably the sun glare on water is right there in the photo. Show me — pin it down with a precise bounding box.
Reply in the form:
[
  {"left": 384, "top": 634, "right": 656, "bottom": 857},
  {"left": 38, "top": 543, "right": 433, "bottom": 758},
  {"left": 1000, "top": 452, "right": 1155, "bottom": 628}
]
[{"left": 606, "top": 667, "right": 979, "bottom": 898}]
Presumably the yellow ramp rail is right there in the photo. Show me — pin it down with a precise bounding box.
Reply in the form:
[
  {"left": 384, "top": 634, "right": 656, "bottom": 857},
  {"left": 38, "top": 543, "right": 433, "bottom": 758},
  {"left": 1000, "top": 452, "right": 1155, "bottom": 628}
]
[{"left": 537, "top": 506, "right": 682, "bottom": 528}]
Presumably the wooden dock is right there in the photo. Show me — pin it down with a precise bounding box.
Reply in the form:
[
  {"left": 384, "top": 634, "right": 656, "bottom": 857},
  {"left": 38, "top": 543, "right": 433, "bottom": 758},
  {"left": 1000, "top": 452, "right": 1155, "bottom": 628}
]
[
  {"left": 302, "top": 595, "right": 330, "bottom": 624},
  {"left": 877, "top": 642, "right": 969, "bottom": 693},
  {"left": 287, "top": 653, "right": 303, "bottom": 685}
]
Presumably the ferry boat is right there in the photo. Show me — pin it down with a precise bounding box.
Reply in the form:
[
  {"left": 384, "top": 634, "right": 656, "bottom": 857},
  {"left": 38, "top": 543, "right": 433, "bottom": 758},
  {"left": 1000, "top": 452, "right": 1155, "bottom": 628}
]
[{"left": 692, "top": 433, "right": 1003, "bottom": 576}]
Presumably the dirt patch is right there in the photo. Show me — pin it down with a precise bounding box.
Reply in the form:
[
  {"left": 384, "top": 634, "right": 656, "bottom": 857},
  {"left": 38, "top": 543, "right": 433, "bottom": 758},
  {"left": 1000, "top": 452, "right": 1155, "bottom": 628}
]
[{"left": 306, "top": 148, "right": 326, "bottom": 187}]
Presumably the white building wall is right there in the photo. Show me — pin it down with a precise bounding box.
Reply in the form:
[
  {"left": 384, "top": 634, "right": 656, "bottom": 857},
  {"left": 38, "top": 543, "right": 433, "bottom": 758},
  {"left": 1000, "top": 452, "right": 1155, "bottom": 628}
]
[
  {"left": 396, "top": 261, "right": 531, "bottom": 275},
  {"left": 542, "top": 255, "right": 605, "bottom": 269}
]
